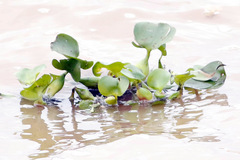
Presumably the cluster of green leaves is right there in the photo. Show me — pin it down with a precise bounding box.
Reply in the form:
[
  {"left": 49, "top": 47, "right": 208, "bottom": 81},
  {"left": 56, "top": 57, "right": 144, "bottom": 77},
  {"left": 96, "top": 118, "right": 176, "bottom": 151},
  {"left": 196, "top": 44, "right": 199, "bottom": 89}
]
[
  {"left": 16, "top": 65, "right": 67, "bottom": 105},
  {"left": 17, "top": 22, "right": 226, "bottom": 109},
  {"left": 16, "top": 34, "right": 93, "bottom": 105}
]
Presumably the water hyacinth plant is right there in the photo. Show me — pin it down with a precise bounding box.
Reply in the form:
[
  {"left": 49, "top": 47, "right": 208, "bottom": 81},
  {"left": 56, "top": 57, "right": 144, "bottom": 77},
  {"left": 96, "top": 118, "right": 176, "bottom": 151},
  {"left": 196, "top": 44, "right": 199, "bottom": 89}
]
[
  {"left": 17, "top": 22, "right": 226, "bottom": 109},
  {"left": 132, "top": 22, "right": 176, "bottom": 76}
]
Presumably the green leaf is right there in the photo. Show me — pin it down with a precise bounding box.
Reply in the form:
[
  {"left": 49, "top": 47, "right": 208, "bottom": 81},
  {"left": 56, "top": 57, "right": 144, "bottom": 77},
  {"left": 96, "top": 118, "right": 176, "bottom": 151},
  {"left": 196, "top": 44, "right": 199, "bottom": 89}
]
[
  {"left": 154, "top": 90, "right": 166, "bottom": 99},
  {"left": 16, "top": 64, "right": 46, "bottom": 85},
  {"left": 190, "top": 61, "right": 225, "bottom": 81},
  {"left": 136, "top": 87, "right": 153, "bottom": 100},
  {"left": 98, "top": 76, "right": 129, "bottom": 97},
  {"left": 79, "top": 100, "right": 93, "bottom": 110},
  {"left": 158, "top": 44, "right": 167, "bottom": 56},
  {"left": 75, "top": 88, "right": 95, "bottom": 100},
  {"left": 92, "top": 61, "right": 128, "bottom": 77},
  {"left": 191, "top": 70, "right": 215, "bottom": 81},
  {"left": 187, "top": 65, "right": 203, "bottom": 72},
  {"left": 51, "top": 33, "right": 79, "bottom": 58},
  {"left": 168, "top": 91, "right": 180, "bottom": 100},
  {"left": 20, "top": 74, "right": 51, "bottom": 101},
  {"left": 184, "top": 72, "right": 226, "bottom": 90},
  {"left": 79, "top": 77, "right": 100, "bottom": 88},
  {"left": 52, "top": 59, "right": 65, "bottom": 70},
  {"left": 133, "top": 22, "right": 176, "bottom": 51},
  {"left": 45, "top": 73, "right": 66, "bottom": 98},
  {"left": 147, "top": 68, "right": 170, "bottom": 92},
  {"left": 201, "top": 61, "right": 226, "bottom": 81},
  {"left": 120, "top": 64, "right": 145, "bottom": 81},
  {"left": 132, "top": 41, "right": 143, "bottom": 48},
  {"left": 77, "top": 59, "right": 94, "bottom": 70},
  {"left": 105, "top": 96, "right": 117, "bottom": 105},
  {"left": 69, "top": 60, "right": 81, "bottom": 82},
  {"left": 184, "top": 61, "right": 226, "bottom": 90},
  {"left": 174, "top": 73, "right": 195, "bottom": 86},
  {"left": 184, "top": 78, "right": 216, "bottom": 90},
  {"left": 52, "top": 59, "right": 81, "bottom": 82}
]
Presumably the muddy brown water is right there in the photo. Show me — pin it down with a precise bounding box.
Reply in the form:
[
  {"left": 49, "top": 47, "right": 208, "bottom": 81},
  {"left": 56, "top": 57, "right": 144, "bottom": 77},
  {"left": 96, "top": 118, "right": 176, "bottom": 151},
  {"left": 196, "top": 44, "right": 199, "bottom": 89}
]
[{"left": 1, "top": 0, "right": 240, "bottom": 159}]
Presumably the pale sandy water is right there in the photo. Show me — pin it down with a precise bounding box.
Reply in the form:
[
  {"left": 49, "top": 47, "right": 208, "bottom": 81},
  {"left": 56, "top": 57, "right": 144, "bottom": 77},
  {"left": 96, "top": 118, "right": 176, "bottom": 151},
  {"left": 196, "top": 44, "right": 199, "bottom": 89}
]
[{"left": 0, "top": 0, "right": 240, "bottom": 159}]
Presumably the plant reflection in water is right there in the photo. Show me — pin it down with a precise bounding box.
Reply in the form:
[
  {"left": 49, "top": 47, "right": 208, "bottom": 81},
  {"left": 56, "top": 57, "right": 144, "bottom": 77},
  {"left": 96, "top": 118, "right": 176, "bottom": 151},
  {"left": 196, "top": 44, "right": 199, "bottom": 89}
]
[{"left": 19, "top": 90, "right": 228, "bottom": 159}]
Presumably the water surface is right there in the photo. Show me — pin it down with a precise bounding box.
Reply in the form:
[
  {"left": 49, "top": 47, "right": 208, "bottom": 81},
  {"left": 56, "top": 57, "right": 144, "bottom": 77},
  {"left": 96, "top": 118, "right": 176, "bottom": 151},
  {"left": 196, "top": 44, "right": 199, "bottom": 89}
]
[{"left": 0, "top": 0, "right": 240, "bottom": 159}]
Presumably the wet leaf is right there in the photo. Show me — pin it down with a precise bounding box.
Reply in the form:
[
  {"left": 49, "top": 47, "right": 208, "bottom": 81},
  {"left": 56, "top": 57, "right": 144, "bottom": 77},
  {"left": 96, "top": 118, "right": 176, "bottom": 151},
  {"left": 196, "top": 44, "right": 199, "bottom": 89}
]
[
  {"left": 191, "top": 70, "right": 215, "bottom": 81},
  {"left": 51, "top": 33, "right": 79, "bottom": 58},
  {"left": 79, "top": 77, "right": 100, "bottom": 88},
  {"left": 120, "top": 64, "right": 145, "bottom": 81},
  {"left": 136, "top": 87, "right": 153, "bottom": 100},
  {"left": 187, "top": 65, "right": 203, "bottom": 72},
  {"left": 52, "top": 59, "right": 81, "bottom": 82},
  {"left": 174, "top": 73, "right": 195, "bottom": 87},
  {"left": 147, "top": 68, "right": 171, "bottom": 92},
  {"left": 190, "top": 61, "right": 225, "bottom": 81},
  {"left": 154, "top": 90, "right": 166, "bottom": 99},
  {"left": 16, "top": 64, "right": 46, "bottom": 85},
  {"left": 201, "top": 61, "right": 226, "bottom": 81},
  {"left": 79, "top": 100, "right": 93, "bottom": 110},
  {"left": 92, "top": 61, "right": 128, "bottom": 77},
  {"left": 105, "top": 96, "right": 117, "bottom": 105},
  {"left": 77, "top": 59, "right": 94, "bottom": 70},
  {"left": 185, "top": 72, "right": 226, "bottom": 90},
  {"left": 184, "top": 78, "right": 216, "bottom": 90},
  {"left": 75, "top": 87, "right": 95, "bottom": 100},
  {"left": 20, "top": 74, "right": 51, "bottom": 101},
  {"left": 98, "top": 76, "right": 129, "bottom": 97},
  {"left": 158, "top": 44, "right": 167, "bottom": 56},
  {"left": 133, "top": 22, "right": 176, "bottom": 51},
  {"left": 168, "top": 91, "right": 180, "bottom": 100},
  {"left": 44, "top": 73, "right": 66, "bottom": 98},
  {"left": 184, "top": 61, "right": 226, "bottom": 90}
]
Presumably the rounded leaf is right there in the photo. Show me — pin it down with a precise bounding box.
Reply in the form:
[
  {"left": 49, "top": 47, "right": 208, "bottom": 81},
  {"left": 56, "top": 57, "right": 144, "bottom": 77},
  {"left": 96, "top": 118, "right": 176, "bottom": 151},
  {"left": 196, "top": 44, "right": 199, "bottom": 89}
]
[
  {"left": 77, "top": 59, "right": 94, "bottom": 70},
  {"left": 75, "top": 88, "right": 95, "bottom": 100},
  {"left": 98, "top": 76, "right": 129, "bottom": 97},
  {"left": 16, "top": 64, "right": 46, "bottom": 85},
  {"left": 52, "top": 59, "right": 81, "bottom": 82},
  {"left": 134, "top": 22, "right": 176, "bottom": 51},
  {"left": 92, "top": 61, "right": 127, "bottom": 77},
  {"left": 79, "top": 100, "right": 93, "bottom": 110},
  {"left": 191, "top": 61, "right": 225, "bottom": 81},
  {"left": 79, "top": 77, "right": 100, "bottom": 88},
  {"left": 120, "top": 64, "right": 145, "bottom": 81},
  {"left": 51, "top": 33, "right": 79, "bottom": 58},
  {"left": 105, "top": 96, "right": 117, "bottom": 105},
  {"left": 20, "top": 74, "right": 51, "bottom": 101},
  {"left": 184, "top": 78, "right": 215, "bottom": 90},
  {"left": 185, "top": 61, "right": 226, "bottom": 90},
  {"left": 147, "top": 68, "right": 170, "bottom": 92},
  {"left": 174, "top": 73, "right": 195, "bottom": 86},
  {"left": 136, "top": 87, "right": 153, "bottom": 100}
]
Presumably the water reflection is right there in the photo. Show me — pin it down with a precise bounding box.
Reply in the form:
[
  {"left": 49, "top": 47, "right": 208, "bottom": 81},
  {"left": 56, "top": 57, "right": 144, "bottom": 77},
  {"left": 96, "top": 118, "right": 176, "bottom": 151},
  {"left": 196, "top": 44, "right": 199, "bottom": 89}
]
[{"left": 19, "top": 90, "right": 228, "bottom": 159}]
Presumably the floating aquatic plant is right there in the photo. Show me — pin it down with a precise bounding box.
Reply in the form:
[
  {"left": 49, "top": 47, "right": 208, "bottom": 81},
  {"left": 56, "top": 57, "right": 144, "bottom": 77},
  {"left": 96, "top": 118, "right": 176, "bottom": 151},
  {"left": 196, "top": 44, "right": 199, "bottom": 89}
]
[
  {"left": 133, "top": 22, "right": 176, "bottom": 76},
  {"left": 16, "top": 22, "right": 226, "bottom": 109}
]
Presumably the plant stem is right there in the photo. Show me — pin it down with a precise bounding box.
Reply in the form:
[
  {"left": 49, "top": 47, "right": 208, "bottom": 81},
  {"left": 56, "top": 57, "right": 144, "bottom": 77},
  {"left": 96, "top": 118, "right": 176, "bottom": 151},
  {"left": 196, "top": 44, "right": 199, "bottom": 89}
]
[
  {"left": 69, "top": 87, "right": 76, "bottom": 100},
  {"left": 136, "top": 49, "right": 151, "bottom": 77},
  {"left": 146, "top": 49, "right": 151, "bottom": 60},
  {"left": 158, "top": 54, "right": 163, "bottom": 68},
  {"left": 141, "top": 81, "right": 152, "bottom": 91}
]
